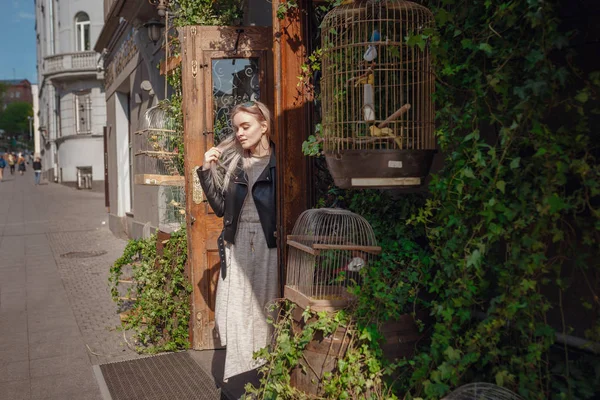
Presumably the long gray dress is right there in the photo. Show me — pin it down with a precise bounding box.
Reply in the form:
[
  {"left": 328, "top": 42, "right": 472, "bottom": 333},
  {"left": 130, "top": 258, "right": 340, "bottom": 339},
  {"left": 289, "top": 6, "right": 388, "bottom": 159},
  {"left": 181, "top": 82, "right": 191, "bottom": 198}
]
[{"left": 215, "top": 155, "right": 278, "bottom": 381}]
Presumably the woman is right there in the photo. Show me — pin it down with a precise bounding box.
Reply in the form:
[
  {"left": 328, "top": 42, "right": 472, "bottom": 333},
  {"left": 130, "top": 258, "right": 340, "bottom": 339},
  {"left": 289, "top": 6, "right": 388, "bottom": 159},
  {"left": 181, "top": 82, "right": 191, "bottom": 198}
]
[
  {"left": 17, "top": 153, "right": 26, "bottom": 175},
  {"left": 198, "top": 101, "right": 277, "bottom": 381}
]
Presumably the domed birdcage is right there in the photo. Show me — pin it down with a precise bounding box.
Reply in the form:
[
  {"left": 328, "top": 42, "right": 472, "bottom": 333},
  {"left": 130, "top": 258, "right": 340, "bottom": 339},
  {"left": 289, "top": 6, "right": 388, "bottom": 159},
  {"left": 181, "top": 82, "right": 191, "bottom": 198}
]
[
  {"left": 320, "top": 0, "right": 435, "bottom": 188},
  {"left": 442, "top": 383, "right": 523, "bottom": 400},
  {"left": 285, "top": 208, "right": 381, "bottom": 312}
]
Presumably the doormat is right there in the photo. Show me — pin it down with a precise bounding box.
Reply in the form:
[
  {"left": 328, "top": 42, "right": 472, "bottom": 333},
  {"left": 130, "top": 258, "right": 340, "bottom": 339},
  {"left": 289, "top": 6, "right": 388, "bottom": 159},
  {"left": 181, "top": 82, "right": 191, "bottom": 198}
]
[{"left": 98, "top": 352, "right": 225, "bottom": 400}]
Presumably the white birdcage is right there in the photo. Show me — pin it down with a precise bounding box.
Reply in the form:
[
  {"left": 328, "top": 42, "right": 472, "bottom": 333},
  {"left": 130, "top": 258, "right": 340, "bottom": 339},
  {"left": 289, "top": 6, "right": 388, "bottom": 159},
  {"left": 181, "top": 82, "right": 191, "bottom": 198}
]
[
  {"left": 285, "top": 208, "right": 381, "bottom": 312},
  {"left": 158, "top": 185, "right": 186, "bottom": 233},
  {"left": 134, "top": 104, "right": 184, "bottom": 186}
]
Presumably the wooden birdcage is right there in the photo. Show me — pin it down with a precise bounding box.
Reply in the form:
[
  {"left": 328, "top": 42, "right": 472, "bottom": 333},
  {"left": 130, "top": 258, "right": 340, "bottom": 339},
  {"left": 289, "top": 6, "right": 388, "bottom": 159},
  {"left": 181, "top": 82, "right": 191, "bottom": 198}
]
[
  {"left": 285, "top": 208, "right": 381, "bottom": 312},
  {"left": 320, "top": 0, "right": 436, "bottom": 188},
  {"left": 134, "top": 104, "right": 184, "bottom": 186}
]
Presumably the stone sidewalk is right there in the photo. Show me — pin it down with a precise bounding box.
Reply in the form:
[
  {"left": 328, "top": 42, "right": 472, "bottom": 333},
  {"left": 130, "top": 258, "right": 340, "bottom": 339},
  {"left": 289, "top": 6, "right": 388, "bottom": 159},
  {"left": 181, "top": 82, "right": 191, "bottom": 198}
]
[{"left": 0, "top": 170, "right": 141, "bottom": 400}]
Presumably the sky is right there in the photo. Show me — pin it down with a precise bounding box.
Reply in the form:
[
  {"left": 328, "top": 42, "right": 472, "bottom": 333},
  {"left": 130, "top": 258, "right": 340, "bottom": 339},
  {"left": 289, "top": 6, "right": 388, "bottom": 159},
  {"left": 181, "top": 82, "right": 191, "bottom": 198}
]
[{"left": 0, "top": 0, "right": 37, "bottom": 84}]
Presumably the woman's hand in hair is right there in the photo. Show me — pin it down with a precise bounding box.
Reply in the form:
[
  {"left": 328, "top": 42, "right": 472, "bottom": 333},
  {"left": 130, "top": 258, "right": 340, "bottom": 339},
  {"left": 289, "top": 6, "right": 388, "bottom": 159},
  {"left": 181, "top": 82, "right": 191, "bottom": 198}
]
[{"left": 202, "top": 147, "right": 222, "bottom": 170}]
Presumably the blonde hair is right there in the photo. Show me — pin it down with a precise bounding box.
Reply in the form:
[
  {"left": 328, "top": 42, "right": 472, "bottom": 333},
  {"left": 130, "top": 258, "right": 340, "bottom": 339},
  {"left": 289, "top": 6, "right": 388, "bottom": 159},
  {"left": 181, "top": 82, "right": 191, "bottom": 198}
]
[{"left": 209, "top": 100, "right": 272, "bottom": 193}]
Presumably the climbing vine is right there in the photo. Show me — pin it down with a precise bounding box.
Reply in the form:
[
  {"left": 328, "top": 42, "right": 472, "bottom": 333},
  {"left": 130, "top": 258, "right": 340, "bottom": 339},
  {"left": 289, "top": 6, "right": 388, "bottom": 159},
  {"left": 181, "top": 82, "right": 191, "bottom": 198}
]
[
  {"left": 260, "top": 0, "right": 600, "bottom": 399},
  {"left": 404, "top": 1, "right": 600, "bottom": 398},
  {"left": 245, "top": 300, "right": 399, "bottom": 400},
  {"left": 109, "top": 229, "right": 191, "bottom": 353}
]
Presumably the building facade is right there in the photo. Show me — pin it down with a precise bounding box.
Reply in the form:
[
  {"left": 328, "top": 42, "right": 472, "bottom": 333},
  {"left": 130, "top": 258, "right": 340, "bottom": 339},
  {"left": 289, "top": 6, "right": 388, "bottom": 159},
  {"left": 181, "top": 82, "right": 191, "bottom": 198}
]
[
  {"left": 32, "top": 84, "right": 40, "bottom": 155},
  {"left": 96, "top": 0, "right": 272, "bottom": 239},
  {"left": 1, "top": 79, "right": 33, "bottom": 107},
  {"left": 35, "top": 0, "right": 106, "bottom": 184}
]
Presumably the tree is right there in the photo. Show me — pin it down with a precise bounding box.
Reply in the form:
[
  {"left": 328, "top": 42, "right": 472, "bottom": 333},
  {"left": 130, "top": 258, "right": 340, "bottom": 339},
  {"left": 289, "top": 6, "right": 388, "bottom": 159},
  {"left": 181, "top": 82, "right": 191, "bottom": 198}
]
[{"left": 0, "top": 101, "right": 33, "bottom": 138}]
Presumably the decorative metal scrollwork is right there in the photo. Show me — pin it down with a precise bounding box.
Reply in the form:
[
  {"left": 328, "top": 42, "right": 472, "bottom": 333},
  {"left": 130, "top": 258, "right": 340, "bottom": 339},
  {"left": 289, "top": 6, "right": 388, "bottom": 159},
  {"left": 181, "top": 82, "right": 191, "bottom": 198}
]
[{"left": 211, "top": 58, "right": 260, "bottom": 144}]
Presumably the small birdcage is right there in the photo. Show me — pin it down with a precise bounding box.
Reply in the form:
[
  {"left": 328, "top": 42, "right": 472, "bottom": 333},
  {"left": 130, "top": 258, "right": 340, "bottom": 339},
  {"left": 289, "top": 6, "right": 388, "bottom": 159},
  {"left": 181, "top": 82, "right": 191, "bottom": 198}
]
[
  {"left": 158, "top": 184, "right": 186, "bottom": 232},
  {"left": 134, "top": 104, "right": 184, "bottom": 186},
  {"left": 285, "top": 208, "right": 381, "bottom": 312},
  {"left": 320, "top": 0, "right": 436, "bottom": 188}
]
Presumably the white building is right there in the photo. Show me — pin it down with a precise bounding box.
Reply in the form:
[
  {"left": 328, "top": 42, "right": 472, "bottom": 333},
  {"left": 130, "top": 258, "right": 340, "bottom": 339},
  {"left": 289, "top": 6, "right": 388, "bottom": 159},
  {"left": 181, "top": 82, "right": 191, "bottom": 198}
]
[
  {"left": 35, "top": 0, "right": 106, "bottom": 184},
  {"left": 31, "top": 84, "right": 40, "bottom": 156}
]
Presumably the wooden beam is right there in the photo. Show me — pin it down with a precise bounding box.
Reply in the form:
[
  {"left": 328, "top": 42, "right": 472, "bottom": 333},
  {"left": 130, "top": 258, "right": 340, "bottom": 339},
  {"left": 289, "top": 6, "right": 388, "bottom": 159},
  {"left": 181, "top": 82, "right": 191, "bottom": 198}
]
[
  {"left": 273, "top": 0, "right": 311, "bottom": 295},
  {"left": 160, "top": 55, "right": 182, "bottom": 75}
]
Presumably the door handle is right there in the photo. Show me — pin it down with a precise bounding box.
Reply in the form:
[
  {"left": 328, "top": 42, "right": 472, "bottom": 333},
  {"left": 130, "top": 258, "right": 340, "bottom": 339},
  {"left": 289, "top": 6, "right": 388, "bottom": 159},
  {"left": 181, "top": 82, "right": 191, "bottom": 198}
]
[{"left": 189, "top": 213, "right": 196, "bottom": 225}]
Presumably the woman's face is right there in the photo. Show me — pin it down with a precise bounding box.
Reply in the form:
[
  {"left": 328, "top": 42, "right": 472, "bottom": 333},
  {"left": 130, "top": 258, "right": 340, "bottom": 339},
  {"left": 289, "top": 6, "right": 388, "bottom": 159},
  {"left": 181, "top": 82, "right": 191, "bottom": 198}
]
[{"left": 232, "top": 110, "right": 268, "bottom": 152}]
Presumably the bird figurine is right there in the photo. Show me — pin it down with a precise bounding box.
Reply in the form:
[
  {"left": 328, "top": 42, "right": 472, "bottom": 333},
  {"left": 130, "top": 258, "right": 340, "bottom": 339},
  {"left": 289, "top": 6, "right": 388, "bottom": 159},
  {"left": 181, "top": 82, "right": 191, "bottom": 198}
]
[
  {"left": 363, "top": 46, "right": 377, "bottom": 62},
  {"left": 370, "top": 29, "right": 380, "bottom": 42},
  {"left": 346, "top": 256, "right": 365, "bottom": 272},
  {"left": 333, "top": 256, "right": 366, "bottom": 275},
  {"left": 363, "top": 30, "right": 380, "bottom": 62}
]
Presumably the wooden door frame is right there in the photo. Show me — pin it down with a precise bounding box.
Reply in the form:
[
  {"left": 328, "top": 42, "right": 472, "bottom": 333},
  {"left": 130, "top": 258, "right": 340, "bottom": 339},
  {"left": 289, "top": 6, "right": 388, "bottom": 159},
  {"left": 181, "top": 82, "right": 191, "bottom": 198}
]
[
  {"left": 272, "top": 0, "right": 312, "bottom": 293},
  {"left": 180, "top": 26, "right": 274, "bottom": 350}
]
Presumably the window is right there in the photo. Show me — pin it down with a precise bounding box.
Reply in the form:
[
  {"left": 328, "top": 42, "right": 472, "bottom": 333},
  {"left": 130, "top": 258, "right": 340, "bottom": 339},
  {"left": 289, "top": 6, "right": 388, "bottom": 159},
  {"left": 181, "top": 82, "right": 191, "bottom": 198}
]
[
  {"left": 15, "top": 92, "right": 20, "bottom": 98},
  {"left": 75, "top": 12, "right": 90, "bottom": 51},
  {"left": 75, "top": 92, "right": 92, "bottom": 134}
]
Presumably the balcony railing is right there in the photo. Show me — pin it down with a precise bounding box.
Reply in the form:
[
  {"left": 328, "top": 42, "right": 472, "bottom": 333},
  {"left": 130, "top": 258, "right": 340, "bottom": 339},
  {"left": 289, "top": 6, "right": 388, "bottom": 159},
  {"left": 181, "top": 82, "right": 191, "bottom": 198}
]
[{"left": 43, "top": 52, "right": 98, "bottom": 77}]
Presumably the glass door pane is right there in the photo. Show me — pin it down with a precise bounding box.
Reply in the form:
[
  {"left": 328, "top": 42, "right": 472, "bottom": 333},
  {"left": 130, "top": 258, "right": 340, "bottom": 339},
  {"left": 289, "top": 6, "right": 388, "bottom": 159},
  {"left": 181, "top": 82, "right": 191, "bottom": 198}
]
[{"left": 211, "top": 58, "right": 260, "bottom": 143}]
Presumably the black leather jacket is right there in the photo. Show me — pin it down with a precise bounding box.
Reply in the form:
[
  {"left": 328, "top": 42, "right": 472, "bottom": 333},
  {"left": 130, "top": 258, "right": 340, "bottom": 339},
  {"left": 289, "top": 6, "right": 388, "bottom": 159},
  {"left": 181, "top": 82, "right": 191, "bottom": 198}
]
[{"left": 198, "top": 147, "right": 277, "bottom": 250}]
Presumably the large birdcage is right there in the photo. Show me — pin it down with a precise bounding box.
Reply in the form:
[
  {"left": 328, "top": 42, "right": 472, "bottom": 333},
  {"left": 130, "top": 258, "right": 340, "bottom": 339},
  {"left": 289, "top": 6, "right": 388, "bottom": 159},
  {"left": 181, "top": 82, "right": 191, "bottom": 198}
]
[
  {"left": 285, "top": 208, "right": 381, "bottom": 312},
  {"left": 320, "top": 0, "right": 436, "bottom": 188}
]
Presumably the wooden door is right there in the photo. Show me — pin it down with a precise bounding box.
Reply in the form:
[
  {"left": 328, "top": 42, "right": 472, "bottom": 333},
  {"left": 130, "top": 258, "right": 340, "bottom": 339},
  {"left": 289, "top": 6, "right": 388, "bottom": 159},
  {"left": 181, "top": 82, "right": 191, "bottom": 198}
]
[{"left": 180, "top": 26, "right": 273, "bottom": 350}]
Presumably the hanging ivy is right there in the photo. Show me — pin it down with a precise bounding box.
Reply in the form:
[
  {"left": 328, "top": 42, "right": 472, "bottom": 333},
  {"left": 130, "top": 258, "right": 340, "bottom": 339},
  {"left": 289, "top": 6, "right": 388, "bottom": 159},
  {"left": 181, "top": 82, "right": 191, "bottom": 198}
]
[
  {"left": 109, "top": 229, "right": 192, "bottom": 353},
  {"left": 403, "top": 1, "right": 600, "bottom": 398},
  {"left": 257, "top": 0, "right": 600, "bottom": 399}
]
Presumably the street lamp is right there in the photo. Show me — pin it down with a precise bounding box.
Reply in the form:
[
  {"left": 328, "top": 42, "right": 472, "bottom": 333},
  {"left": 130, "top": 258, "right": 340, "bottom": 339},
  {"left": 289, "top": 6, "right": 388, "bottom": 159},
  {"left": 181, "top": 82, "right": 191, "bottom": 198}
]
[{"left": 144, "top": 19, "right": 165, "bottom": 44}]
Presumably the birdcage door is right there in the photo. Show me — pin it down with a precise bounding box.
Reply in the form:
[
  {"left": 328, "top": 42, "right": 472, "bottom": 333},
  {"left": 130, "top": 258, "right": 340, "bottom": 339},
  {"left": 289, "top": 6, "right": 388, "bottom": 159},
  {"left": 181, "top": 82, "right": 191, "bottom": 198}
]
[{"left": 180, "top": 26, "right": 273, "bottom": 350}]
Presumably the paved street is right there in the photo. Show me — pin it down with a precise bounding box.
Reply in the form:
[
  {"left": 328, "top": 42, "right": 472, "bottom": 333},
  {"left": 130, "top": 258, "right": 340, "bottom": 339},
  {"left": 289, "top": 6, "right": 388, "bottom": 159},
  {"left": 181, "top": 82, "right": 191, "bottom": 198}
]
[{"left": 0, "top": 169, "right": 141, "bottom": 399}]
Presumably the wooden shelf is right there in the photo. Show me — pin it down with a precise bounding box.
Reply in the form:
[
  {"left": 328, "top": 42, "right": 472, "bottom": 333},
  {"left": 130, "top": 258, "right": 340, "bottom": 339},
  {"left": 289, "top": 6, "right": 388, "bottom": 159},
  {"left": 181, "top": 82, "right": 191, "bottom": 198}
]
[{"left": 134, "top": 174, "right": 184, "bottom": 186}]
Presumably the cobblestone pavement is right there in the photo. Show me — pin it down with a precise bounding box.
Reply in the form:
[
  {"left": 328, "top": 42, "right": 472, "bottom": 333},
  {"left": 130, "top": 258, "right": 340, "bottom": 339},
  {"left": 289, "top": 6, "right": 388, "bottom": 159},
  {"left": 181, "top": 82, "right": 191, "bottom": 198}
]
[{"left": 0, "top": 170, "right": 141, "bottom": 400}]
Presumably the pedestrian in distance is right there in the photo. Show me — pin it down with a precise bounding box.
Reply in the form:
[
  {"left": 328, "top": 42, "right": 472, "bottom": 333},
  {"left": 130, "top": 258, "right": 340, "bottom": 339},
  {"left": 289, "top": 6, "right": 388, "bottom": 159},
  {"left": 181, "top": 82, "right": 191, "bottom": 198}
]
[
  {"left": 0, "top": 155, "right": 5, "bottom": 181},
  {"left": 17, "top": 153, "right": 26, "bottom": 175},
  {"left": 8, "top": 153, "right": 15, "bottom": 175},
  {"left": 198, "top": 100, "right": 277, "bottom": 382},
  {"left": 33, "top": 157, "right": 42, "bottom": 185}
]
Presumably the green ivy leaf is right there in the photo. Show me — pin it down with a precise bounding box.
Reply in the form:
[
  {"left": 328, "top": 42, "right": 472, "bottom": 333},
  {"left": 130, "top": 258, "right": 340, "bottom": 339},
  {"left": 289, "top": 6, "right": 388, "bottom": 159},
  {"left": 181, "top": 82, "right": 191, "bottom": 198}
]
[
  {"left": 547, "top": 194, "right": 568, "bottom": 214},
  {"left": 444, "top": 346, "right": 462, "bottom": 361},
  {"left": 496, "top": 180, "right": 506, "bottom": 194},
  {"left": 466, "top": 249, "right": 482, "bottom": 268},
  {"left": 510, "top": 157, "right": 521, "bottom": 169},
  {"left": 575, "top": 90, "right": 589, "bottom": 103},
  {"left": 462, "top": 167, "right": 475, "bottom": 179},
  {"left": 479, "top": 43, "right": 493, "bottom": 55}
]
